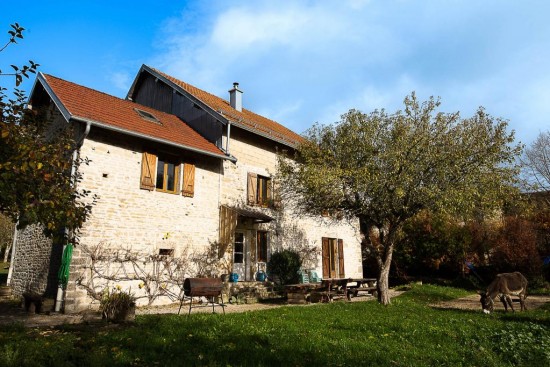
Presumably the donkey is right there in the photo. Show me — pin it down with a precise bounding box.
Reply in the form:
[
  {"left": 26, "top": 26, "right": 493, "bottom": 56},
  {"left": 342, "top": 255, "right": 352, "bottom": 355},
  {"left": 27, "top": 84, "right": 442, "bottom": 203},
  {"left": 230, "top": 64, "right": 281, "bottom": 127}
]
[{"left": 479, "top": 272, "right": 528, "bottom": 314}]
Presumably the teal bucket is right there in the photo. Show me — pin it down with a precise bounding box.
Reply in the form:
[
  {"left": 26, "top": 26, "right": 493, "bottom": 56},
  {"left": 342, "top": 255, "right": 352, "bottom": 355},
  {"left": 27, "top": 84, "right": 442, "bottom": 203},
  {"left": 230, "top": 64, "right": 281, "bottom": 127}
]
[
  {"left": 256, "top": 271, "right": 266, "bottom": 282},
  {"left": 230, "top": 273, "right": 239, "bottom": 282}
]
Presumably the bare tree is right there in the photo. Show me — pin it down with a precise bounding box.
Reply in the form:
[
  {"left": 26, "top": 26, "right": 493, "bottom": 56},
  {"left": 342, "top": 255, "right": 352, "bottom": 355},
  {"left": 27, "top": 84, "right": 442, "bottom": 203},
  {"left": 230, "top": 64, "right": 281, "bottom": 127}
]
[{"left": 522, "top": 131, "right": 550, "bottom": 193}]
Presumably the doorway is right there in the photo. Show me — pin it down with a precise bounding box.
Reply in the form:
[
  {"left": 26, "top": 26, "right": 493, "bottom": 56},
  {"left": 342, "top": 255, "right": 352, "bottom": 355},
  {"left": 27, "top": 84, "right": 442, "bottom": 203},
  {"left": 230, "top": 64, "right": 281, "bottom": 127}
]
[{"left": 233, "top": 232, "right": 246, "bottom": 281}]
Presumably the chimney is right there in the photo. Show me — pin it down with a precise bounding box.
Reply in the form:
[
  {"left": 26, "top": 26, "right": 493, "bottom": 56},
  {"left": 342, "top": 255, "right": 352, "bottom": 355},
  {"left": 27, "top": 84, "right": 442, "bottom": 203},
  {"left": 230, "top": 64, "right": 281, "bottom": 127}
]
[{"left": 229, "top": 82, "right": 243, "bottom": 112}]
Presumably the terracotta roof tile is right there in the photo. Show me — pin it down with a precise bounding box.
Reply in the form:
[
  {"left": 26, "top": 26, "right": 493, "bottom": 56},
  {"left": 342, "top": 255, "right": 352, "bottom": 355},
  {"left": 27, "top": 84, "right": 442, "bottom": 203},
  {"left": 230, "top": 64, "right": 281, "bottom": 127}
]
[
  {"left": 40, "top": 74, "right": 226, "bottom": 158},
  {"left": 149, "top": 67, "right": 304, "bottom": 147}
]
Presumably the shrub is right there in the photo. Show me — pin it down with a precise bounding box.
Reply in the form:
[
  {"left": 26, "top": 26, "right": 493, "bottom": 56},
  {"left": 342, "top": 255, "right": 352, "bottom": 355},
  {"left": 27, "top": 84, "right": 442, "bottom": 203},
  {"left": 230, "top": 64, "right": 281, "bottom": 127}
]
[
  {"left": 100, "top": 286, "right": 135, "bottom": 322},
  {"left": 267, "top": 250, "right": 301, "bottom": 286}
]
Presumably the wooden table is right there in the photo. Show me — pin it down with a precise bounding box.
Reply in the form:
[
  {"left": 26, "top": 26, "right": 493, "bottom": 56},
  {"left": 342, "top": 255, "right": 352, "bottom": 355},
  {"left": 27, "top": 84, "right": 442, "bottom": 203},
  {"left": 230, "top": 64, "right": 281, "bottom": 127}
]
[{"left": 285, "top": 278, "right": 378, "bottom": 303}]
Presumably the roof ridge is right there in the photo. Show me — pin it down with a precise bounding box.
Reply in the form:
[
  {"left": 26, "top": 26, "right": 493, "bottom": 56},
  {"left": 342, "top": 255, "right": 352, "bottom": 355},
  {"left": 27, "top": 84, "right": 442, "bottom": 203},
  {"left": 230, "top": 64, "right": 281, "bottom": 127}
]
[
  {"left": 146, "top": 66, "right": 303, "bottom": 146},
  {"left": 43, "top": 73, "right": 174, "bottom": 118}
]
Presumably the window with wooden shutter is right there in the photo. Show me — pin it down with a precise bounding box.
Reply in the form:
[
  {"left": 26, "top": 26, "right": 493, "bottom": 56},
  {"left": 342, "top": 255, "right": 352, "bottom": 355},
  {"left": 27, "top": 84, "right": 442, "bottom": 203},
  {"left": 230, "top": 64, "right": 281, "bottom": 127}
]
[
  {"left": 247, "top": 173, "right": 257, "bottom": 205},
  {"left": 247, "top": 172, "right": 273, "bottom": 206},
  {"left": 182, "top": 163, "right": 195, "bottom": 197},
  {"left": 140, "top": 152, "right": 157, "bottom": 190},
  {"left": 338, "top": 239, "right": 345, "bottom": 278},
  {"left": 322, "top": 237, "right": 344, "bottom": 278}
]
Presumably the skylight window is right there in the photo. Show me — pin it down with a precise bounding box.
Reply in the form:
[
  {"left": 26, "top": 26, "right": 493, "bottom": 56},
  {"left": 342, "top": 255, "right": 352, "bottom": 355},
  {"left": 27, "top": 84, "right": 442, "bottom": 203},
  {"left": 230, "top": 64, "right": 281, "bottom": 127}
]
[{"left": 134, "top": 108, "right": 160, "bottom": 123}]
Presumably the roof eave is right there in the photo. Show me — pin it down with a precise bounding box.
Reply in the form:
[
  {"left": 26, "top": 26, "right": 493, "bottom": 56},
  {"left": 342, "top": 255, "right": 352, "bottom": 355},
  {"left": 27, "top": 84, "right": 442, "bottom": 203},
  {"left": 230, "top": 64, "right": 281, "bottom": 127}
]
[
  {"left": 229, "top": 120, "right": 299, "bottom": 149},
  {"left": 71, "top": 116, "right": 237, "bottom": 162},
  {"left": 34, "top": 72, "right": 72, "bottom": 122}
]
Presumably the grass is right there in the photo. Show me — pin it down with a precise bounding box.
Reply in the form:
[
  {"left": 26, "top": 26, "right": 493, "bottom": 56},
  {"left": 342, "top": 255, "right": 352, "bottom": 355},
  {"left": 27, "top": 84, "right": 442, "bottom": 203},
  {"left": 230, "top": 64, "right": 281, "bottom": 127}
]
[{"left": 1, "top": 284, "right": 549, "bottom": 366}]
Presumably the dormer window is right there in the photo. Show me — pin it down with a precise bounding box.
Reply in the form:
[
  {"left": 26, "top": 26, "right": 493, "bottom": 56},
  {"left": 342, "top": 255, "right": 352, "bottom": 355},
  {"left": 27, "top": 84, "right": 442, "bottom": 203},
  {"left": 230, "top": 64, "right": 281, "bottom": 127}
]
[{"left": 134, "top": 108, "right": 160, "bottom": 124}]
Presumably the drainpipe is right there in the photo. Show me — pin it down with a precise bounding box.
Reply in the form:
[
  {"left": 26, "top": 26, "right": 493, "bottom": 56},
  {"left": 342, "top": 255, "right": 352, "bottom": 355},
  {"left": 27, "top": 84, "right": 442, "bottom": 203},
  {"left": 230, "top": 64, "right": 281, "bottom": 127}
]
[
  {"left": 6, "top": 219, "right": 18, "bottom": 286},
  {"left": 55, "top": 120, "right": 91, "bottom": 313}
]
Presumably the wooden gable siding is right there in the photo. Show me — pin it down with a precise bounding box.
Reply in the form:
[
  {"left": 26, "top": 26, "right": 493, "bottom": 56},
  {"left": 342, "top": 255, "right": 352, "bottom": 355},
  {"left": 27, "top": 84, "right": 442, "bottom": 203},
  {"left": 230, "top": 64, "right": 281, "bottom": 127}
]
[
  {"left": 171, "top": 92, "right": 223, "bottom": 148},
  {"left": 133, "top": 73, "right": 173, "bottom": 113},
  {"left": 133, "top": 73, "right": 223, "bottom": 149}
]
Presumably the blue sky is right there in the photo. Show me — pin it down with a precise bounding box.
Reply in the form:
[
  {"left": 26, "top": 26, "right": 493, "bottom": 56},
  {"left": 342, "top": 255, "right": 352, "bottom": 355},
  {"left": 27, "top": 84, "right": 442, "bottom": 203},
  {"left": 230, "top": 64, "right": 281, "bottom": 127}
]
[{"left": 2, "top": 0, "right": 549, "bottom": 145}]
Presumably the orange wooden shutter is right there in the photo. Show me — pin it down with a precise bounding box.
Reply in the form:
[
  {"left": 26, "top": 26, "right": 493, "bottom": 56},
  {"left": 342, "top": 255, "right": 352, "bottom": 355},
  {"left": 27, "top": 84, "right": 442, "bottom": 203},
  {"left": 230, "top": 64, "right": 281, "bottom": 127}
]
[
  {"left": 247, "top": 173, "right": 257, "bottom": 205},
  {"left": 140, "top": 152, "right": 157, "bottom": 190},
  {"left": 338, "top": 239, "right": 345, "bottom": 278},
  {"left": 219, "top": 206, "right": 238, "bottom": 258},
  {"left": 322, "top": 237, "right": 330, "bottom": 278},
  {"left": 182, "top": 163, "right": 195, "bottom": 197}
]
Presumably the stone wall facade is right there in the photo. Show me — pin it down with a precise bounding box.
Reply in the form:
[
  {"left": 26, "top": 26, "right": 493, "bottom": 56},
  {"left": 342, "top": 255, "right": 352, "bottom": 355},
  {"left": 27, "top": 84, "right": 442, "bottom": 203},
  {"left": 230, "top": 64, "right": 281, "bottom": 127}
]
[
  {"left": 12, "top": 118, "right": 363, "bottom": 313},
  {"left": 63, "top": 128, "right": 224, "bottom": 312},
  {"left": 222, "top": 128, "right": 363, "bottom": 280},
  {"left": 9, "top": 224, "right": 62, "bottom": 299}
]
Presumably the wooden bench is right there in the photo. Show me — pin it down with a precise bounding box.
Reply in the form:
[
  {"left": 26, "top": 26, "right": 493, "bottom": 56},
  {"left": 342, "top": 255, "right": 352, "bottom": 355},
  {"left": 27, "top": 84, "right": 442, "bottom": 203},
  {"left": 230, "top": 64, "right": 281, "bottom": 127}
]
[
  {"left": 310, "top": 278, "right": 350, "bottom": 302},
  {"left": 284, "top": 283, "right": 321, "bottom": 304},
  {"left": 346, "top": 278, "right": 378, "bottom": 298}
]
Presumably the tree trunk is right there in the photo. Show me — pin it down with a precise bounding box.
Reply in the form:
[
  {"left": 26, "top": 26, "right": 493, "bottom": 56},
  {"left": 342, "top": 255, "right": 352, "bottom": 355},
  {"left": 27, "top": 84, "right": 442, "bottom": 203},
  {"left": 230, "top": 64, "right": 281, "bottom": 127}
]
[
  {"left": 2, "top": 242, "right": 11, "bottom": 263},
  {"left": 359, "top": 216, "right": 396, "bottom": 306},
  {"left": 378, "top": 260, "right": 391, "bottom": 305}
]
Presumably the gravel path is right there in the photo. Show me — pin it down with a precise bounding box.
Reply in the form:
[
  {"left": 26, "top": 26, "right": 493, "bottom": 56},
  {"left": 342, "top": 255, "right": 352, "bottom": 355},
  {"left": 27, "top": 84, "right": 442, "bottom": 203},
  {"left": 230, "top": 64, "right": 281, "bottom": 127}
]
[
  {"left": 432, "top": 293, "right": 550, "bottom": 312},
  {"left": 0, "top": 290, "right": 404, "bottom": 328}
]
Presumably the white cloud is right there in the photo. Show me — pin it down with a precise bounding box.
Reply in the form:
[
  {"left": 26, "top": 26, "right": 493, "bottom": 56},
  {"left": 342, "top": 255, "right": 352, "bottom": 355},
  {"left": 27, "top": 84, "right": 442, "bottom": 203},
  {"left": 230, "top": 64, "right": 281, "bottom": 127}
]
[
  {"left": 147, "top": 0, "right": 550, "bottom": 145},
  {"left": 109, "top": 71, "right": 131, "bottom": 92}
]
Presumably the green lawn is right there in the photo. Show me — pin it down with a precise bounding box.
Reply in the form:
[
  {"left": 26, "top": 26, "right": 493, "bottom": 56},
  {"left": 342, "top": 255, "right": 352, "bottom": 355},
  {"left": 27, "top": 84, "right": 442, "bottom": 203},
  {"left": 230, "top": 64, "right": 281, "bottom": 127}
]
[{"left": 1, "top": 284, "right": 549, "bottom": 366}]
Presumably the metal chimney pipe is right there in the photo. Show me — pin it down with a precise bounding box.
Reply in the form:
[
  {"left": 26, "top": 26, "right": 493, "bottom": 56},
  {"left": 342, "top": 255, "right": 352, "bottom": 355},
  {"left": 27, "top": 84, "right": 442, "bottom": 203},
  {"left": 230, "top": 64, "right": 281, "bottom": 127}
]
[{"left": 229, "top": 82, "right": 243, "bottom": 112}]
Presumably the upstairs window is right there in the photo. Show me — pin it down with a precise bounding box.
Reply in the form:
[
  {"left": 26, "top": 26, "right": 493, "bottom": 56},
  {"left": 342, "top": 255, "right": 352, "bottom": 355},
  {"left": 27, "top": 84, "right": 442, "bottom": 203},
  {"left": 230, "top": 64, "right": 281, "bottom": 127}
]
[
  {"left": 140, "top": 151, "right": 195, "bottom": 197},
  {"left": 247, "top": 173, "right": 272, "bottom": 207},
  {"left": 156, "top": 155, "right": 179, "bottom": 193}
]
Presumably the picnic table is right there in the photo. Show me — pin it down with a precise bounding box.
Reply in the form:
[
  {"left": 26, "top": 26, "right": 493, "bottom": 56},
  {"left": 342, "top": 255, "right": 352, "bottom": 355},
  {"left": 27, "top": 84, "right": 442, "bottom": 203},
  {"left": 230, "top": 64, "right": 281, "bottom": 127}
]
[
  {"left": 345, "top": 278, "right": 378, "bottom": 298},
  {"left": 285, "top": 278, "right": 378, "bottom": 303}
]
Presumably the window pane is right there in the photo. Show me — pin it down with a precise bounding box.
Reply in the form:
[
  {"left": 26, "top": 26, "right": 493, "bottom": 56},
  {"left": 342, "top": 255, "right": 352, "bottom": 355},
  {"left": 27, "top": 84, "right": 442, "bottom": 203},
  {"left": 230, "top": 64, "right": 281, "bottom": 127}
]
[
  {"left": 166, "top": 162, "right": 175, "bottom": 191},
  {"left": 257, "top": 177, "right": 269, "bottom": 204},
  {"left": 257, "top": 232, "right": 268, "bottom": 262},
  {"left": 234, "top": 253, "right": 244, "bottom": 263},
  {"left": 235, "top": 243, "right": 243, "bottom": 253},
  {"left": 156, "top": 159, "right": 165, "bottom": 189}
]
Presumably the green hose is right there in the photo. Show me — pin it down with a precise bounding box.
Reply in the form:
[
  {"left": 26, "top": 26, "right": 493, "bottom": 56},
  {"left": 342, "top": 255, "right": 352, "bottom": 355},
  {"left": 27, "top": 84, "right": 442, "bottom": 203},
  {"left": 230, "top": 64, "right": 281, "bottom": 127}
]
[{"left": 57, "top": 243, "right": 73, "bottom": 288}]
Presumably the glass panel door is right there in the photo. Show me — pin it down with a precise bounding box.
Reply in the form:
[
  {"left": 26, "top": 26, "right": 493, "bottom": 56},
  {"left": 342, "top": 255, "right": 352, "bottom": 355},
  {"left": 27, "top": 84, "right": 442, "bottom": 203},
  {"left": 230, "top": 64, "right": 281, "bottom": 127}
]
[{"left": 233, "top": 232, "right": 245, "bottom": 281}]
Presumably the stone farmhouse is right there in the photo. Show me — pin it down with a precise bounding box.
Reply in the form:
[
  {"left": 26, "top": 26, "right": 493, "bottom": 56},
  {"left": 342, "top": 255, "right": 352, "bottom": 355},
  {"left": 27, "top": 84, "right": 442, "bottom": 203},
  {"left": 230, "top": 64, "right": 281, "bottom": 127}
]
[{"left": 8, "top": 65, "right": 363, "bottom": 312}]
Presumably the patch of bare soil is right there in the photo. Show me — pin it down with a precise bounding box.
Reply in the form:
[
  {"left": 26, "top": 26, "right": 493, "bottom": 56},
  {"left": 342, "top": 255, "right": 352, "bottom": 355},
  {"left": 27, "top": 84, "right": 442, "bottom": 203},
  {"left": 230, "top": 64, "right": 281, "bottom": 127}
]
[{"left": 432, "top": 293, "right": 550, "bottom": 312}]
